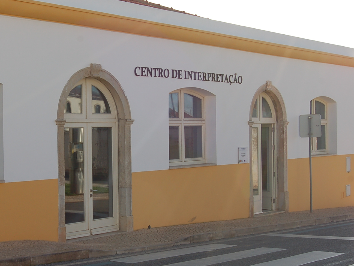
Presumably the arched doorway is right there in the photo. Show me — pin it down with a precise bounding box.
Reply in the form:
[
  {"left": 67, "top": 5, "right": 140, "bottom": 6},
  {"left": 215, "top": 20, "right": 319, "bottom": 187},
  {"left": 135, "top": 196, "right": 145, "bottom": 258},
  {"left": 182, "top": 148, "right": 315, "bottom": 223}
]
[
  {"left": 249, "top": 81, "right": 288, "bottom": 215},
  {"left": 56, "top": 64, "right": 133, "bottom": 241}
]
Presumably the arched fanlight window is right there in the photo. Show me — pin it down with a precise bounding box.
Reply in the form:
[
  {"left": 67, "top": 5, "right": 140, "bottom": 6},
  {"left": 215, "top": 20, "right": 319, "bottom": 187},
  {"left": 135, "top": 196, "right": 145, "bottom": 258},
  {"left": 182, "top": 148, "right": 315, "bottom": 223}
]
[
  {"left": 252, "top": 93, "right": 275, "bottom": 122},
  {"left": 64, "top": 78, "right": 116, "bottom": 121}
]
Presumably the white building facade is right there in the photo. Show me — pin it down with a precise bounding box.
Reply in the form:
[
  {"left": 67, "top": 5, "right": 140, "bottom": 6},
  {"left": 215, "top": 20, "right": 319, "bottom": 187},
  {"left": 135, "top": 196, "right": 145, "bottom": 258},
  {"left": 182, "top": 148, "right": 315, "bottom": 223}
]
[{"left": 0, "top": 0, "right": 353, "bottom": 241}]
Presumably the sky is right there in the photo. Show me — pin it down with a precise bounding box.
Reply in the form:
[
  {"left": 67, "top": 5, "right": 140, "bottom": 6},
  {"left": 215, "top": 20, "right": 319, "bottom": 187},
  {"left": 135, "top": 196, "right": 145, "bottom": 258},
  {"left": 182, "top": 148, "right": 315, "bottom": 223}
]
[{"left": 150, "top": 0, "right": 354, "bottom": 49}]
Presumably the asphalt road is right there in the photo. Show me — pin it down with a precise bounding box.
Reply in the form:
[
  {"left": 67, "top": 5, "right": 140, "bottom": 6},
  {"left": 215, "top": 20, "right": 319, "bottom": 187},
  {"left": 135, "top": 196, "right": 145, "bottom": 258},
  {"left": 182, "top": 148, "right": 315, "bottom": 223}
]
[{"left": 50, "top": 220, "right": 354, "bottom": 266}]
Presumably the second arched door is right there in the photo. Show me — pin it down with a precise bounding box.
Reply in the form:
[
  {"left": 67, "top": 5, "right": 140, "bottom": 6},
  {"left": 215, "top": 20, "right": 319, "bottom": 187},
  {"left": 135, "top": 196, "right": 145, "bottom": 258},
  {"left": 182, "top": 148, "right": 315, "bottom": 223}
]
[{"left": 251, "top": 93, "right": 276, "bottom": 214}]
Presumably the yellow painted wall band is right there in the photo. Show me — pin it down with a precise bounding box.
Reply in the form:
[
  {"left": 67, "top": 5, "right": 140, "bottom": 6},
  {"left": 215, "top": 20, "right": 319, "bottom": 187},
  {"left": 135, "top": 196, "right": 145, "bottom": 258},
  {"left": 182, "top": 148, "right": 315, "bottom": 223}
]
[
  {"left": 0, "top": 179, "right": 58, "bottom": 241},
  {"left": 288, "top": 155, "right": 354, "bottom": 212},
  {"left": 132, "top": 164, "right": 250, "bottom": 230},
  {"left": 0, "top": 155, "right": 353, "bottom": 241}
]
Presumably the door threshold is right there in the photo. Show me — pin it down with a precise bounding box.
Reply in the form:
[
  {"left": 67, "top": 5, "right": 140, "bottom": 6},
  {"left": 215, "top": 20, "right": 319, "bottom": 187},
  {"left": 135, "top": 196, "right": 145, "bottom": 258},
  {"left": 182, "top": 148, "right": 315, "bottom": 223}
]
[
  {"left": 67, "top": 229, "right": 123, "bottom": 242},
  {"left": 255, "top": 210, "right": 285, "bottom": 217}
]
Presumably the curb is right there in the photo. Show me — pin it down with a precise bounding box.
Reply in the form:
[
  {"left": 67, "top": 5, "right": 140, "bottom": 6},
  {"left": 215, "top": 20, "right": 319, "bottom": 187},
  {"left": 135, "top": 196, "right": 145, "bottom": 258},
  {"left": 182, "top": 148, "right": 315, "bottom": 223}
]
[
  {"left": 0, "top": 250, "right": 90, "bottom": 266},
  {"left": 1, "top": 214, "right": 353, "bottom": 266}
]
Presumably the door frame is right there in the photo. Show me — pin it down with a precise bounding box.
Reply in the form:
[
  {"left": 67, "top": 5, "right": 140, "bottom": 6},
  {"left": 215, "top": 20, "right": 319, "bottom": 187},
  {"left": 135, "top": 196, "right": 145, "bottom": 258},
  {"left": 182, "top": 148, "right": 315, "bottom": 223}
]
[
  {"left": 56, "top": 64, "right": 134, "bottom": 241},
  {"left": 248, "top": 81, "right": 288, "bottom": 217}
]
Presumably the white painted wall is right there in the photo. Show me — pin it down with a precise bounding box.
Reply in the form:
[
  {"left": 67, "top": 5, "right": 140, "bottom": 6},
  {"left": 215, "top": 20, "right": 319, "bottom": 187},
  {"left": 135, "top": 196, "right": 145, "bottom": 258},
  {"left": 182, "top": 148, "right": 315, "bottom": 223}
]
[{"left": 1, "top": 14, "right": 354, "bottom": 182}]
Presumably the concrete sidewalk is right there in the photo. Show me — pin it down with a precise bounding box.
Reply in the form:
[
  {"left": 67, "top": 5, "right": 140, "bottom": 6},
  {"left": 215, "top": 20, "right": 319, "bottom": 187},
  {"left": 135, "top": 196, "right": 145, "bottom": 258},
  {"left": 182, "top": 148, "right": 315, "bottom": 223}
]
[{"left": 1, "top": 207, "right": 354, "bottom": 266}]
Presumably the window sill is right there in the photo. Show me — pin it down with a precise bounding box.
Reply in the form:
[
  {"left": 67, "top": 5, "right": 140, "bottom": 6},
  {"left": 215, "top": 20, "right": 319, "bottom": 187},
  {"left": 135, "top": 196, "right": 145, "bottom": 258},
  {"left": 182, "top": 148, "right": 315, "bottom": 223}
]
[
  {"left": 169, "top": 163, "right": 216, "bottom": 169},
  {"left": 311, "top": 152, "right": 335, "bottom": 157}
]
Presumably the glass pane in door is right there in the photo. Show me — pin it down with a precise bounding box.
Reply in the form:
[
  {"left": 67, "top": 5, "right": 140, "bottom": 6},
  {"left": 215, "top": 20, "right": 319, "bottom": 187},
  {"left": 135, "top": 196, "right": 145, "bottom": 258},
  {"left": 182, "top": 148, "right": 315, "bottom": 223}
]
[
  {"left": 92, "top": 127, "right": 113, "bottom": 220},
  {"left": 261, "top": 126, "right": 270, "bottom": 191},
  {"left": 64, "top": 127, "right": 85, "bottom": 224}
]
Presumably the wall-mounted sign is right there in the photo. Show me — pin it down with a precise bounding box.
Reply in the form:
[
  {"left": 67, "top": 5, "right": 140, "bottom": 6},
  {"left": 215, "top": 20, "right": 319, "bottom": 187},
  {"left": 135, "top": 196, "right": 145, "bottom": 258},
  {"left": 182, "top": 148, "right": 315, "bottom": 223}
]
[
  {"left": 134, "top": 66, "right": 243, "bottom": 85},
  {"left": 299, "top": 114, "right": 321, "bottom": 138},
  {"left": 238, "top": 147, "right": 249, "bottom": 164}
]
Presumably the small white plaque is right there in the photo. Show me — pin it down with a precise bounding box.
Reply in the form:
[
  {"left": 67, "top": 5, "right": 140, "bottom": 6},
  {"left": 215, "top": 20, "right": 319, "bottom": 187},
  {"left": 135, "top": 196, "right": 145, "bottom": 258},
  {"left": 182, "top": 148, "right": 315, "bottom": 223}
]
[
  {"left": 238, "top": 147, "right": 249, "bottom": 164},
  {"left": 346, "top": 184, "right": 351, "bottom": 197},
  {"left": 347, "top": 157, "right": 351, "bottom": 173}
]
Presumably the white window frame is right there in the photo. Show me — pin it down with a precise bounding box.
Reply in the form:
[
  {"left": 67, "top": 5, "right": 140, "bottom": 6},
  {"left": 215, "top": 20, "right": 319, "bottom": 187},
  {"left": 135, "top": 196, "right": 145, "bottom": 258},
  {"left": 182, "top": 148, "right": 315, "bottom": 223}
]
[
  {"left": 169, "top": 89, "right": 206, "bottom": 166},
  {"left": 311, "top": 98, "right": 328, "bottom": 155}
]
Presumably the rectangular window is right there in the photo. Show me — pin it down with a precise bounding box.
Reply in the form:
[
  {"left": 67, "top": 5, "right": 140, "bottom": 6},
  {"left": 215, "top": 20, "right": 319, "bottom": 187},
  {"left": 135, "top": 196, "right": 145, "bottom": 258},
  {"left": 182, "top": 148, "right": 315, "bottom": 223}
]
[
  {"left": 169, "top": 90, "right": 205, "bottom": 166},
  {"left": 311, "top": 99, "right": 328, "bottom": 154}
]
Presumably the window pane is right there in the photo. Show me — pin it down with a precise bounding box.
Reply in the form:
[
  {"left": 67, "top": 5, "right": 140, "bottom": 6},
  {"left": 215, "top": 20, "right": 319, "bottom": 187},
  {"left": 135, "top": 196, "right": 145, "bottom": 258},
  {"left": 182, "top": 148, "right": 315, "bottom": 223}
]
[
  {"left": 252, "top": 99, "right": 258, "bottom": 118},
  {"left": 184, "top": 126, "right": 202, "bottom": 158},
  {"left": 252, "top": 127, "right": 259, "bottom": 195},
  {"left": 262, "top": 97, "right": 272, "bottom": 118},
  {"left": 316, "top": 125, "right": 326, "bottom": 150},
  {"left": 169, "top": 93, "right": 179, "bottom": 118},
  {"left": 65, "top": 127, "right": 85, "bottom": 224},
  {"left": 92, "top": 85, "right": 111, "bottom": 114},
  {"left": 65, "top": 85, "right": 82, "bottom": 114},
  {"left": 184, "top": 94, "right": 202, "bottom": 118},
  {"left": 315, "top": 100, "right": 326, "bottom": 119},
  {"left": 92, "top": 127, "right": 113, "bottom": 219},
  {"left": 169, "top": 126, "right": 180, "bottom": 160}
]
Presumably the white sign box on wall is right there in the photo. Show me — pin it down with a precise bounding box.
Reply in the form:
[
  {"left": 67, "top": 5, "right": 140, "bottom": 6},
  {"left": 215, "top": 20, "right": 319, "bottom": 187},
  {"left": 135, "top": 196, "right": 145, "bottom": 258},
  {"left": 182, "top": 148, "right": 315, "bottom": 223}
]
[{"left": 238, "top": 147, "right": 249, "bottom": 164}]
